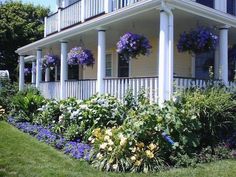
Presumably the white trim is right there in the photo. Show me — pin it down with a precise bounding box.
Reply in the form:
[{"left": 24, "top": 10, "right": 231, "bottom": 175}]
[{"left": 16, "top": 0, "right": 236, "bottom": 55}]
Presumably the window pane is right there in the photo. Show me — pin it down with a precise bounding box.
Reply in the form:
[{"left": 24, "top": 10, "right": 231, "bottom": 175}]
[
  {"left": 227, "top": 0, "right": 236, "bottom": 15},
  {"left": 195, "top": 51, "right": 214, "bottom": 79},
  {"left": 196, "top": 0, "right": 214, "bottom": 8},
  {"left": 118, "top": 55, "right": 129, "bottom": 77},
  {"left": 105, "top": 54, "right": 112, "bottom": 77}
]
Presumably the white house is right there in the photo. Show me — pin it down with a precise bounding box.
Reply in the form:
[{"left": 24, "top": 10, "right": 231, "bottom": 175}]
[{"left": 16, "top": 0, "right": 236, "bottom": 104}]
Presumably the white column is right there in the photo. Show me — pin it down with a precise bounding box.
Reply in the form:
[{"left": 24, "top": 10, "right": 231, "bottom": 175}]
[
  {"left": 19, "top": 55, "right": 25, "bottom": 91},
  {"left": 60, "top": 41, "right": 68, "bottom": 99},
  {"left": 219, "top": 26, "right": 229, "bottom": 85},
  {"left": 36, "top": 49, "right": 42, "bottom": 89},
  {"left": 97, "top": 30, "right": 106, "bottom": 94},
  {"left": 44, "top": 17, "right": 47, "bottom": 37},
  {"left": 58, "top": 8, "right": 62, "bottom": 32},
  {"left": 214, "top": 0, "right": 227, "bottom": 12},
  {"left": 104, "top": 0, "right": 112, "bottom": 13},
  {"left": 81, "top": 0, "right": 85, "bottom": 22},
  {"left": 214, "top": 46, "right": 220, "bottom": 79},
  {"left": 158, "top": 10, "right": 169, "bottom": 105},
  {"left": 45, "top": 68, "right": 50, "bottom": 82},
  {"left": 31, "top": 61, "right": 36, "bottom": 84}
]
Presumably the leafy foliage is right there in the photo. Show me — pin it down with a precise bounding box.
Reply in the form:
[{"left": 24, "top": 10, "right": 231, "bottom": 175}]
[
  {"left": 11, "top": 88, "right": 45, "bottom": 122},
  {"left": 0, "top": 79, "right": 18, "bottom": 112},
  {"left": 0, "top": 1, "right": 49, "bottom": 80}
]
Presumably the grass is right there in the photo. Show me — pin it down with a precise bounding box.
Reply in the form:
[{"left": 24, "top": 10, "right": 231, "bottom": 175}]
[{"left": 0, "top": 121, "right": 235, "bottom": 177}]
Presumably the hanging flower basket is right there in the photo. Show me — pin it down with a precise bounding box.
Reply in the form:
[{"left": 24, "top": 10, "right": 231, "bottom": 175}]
[
  {"left": 24, "top": 68, "right": 31, "bottom": 76},
  {"left": 67, "top": 47, "right": 94, "bottom": 66},
  {"left": 43, "top": 54, "right": 59, "bottom": 69},
  {"left": 177, "top": 26, "right": 218, "bottom": 54},
  {"left": 116, "top": 32, "right": 152, "bottom": 61}
]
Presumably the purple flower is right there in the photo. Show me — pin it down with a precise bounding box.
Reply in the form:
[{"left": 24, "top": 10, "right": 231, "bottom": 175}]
[
  {"left": 43, "top": 54, "right": 59, "bottom": 69},
  {"left": 63, "top": 140, "right": 91, "bottom": 160},
  {"left": 7, "top": 117, "right": 91, "bottom": 161},
  {"left": 24, "top": 68, "right": 31, "bottom": 76},
  {"left": 177, "top": 27, "right": 218, "bottom": 54},
  {"left": 67, "top": 47, "right": 94, "bottom": 66},
  {"left": 116, "top": 32, "right": 152, "bottom": 61}
]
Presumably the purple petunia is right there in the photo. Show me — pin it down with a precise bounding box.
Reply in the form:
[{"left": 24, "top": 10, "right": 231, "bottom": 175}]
[
  {"left": 116, "top": 32, "right": 152, "bottom": 61},
  {"left": 67, "top": 47, "right": 94, "bottom": 66},
  {"left": 177, "top": 26, "right": 218, "bottom": 54},
  {"left": 43, "top": 54, "right": 59, "bottom": 69},
  {"left": 24, "top": 68, "right": 31, "bottom": 76},
  {"left": 7, "top": 117, "right": 91, "bottom": 160}
]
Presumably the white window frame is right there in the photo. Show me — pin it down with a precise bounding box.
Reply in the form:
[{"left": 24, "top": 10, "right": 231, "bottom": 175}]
[{"left": 105, "top": 53, "right": 113, "bottom": 78}]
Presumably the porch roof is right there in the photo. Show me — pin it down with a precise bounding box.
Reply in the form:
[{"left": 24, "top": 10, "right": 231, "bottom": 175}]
[{"left": 16, "top": 0, "right": 236, "bottom": 55}]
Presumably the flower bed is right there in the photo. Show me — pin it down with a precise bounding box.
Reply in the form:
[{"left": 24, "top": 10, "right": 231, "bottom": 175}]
[
  {"left": 7, "top": 88, "right": 236, "bottom": 173},
  {"left": 8, "top": 117, "right": 91, "bottom": 160}
]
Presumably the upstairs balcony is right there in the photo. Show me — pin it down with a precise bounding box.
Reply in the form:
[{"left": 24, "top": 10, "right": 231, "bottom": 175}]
[{"left": 44, "top": 0, "right": 141, "bottom": 36}]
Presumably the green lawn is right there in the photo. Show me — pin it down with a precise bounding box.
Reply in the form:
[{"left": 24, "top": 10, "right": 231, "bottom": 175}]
[{"left": 0, "top": 121, "right": 235, "bottom": 177}]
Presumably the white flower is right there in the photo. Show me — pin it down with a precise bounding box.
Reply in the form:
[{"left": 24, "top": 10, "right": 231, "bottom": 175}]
[
  {"left": 108, "top": 139, "right": 114, "bottom": 146},
  {"left": 96, "top": 153, "right": 103, "bottom": 160},
  {"left": 99, "top": 143, "right": 108, "bottom": 150},
  {"left": 112, "top": 164, "right": 118, "bottom": 170},
  {"left": 104, "top": 135, "right": 110, "bottom": 141},
  {"left": 105, "top": 129, "right": 112, "bottom": 136},
  {"left": 130, "top": 156, "right": 136, "bottom": 161},
  {"left": 59, "top": 115, "right": 64, "bottom": 123},
  {"left": 80, "top": 104, "right": 88, "bottom": 110},
  {"left": 108, "top": 146, "right": 113, "bottom": 152}
]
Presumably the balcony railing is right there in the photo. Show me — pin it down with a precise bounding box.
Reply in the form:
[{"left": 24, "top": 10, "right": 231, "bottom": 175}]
[
  {"left": 38, "top": 77, "right": 236, "bottom": 101},
  {"left": 45, "top": 0, "right": 141, "bottom": 36}
]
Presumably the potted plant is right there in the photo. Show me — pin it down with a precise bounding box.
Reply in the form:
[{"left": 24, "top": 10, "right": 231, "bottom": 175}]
[
  {"left": 116, "top": 32, "right": 152, "bottom": 61},
  {"left": 67, "top": 47, "right": 94, "bottom": 66},
  {"left": 177, "top": 26, "right": 218, "bottom": 54}
]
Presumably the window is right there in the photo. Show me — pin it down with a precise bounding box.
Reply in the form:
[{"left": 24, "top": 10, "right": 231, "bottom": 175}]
[
  {"left": 68, "top": 65, "right": 79, "bottom": 80},
  {"left": 118, "top": 55, "right": 129, "bottom": 77},
  {"left": 105, "top": 54, "right": 112, "bottom": 77},
  {"left": 196, "top": 0, "right": 214, "bottom": 8},
  {"left": 195, "top": 51, "right": 214, "bottom": 79},
  {"left": 227, "top": 0, "right": 236, "bottom": 15}
]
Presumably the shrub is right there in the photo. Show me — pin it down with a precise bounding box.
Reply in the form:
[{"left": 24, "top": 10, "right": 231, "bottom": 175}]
[
  {"left": 11, "top": 88, "right": 45, "bottom": 122},
  {"left": 35, "top": 94, "right": 125, "bottom": 141},
  {"left": 177, "top": 87, "right": 236, "bottom": 149},
  {"left": 0, "top": 80, "right": 18, "bottom": 112}
]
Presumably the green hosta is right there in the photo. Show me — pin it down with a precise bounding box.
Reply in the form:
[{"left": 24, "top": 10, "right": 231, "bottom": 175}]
[{"left": 11, "top": 88, "right": 45, "bottom": 122}]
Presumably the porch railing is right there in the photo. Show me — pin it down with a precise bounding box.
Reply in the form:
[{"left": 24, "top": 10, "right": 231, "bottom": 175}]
[
  {"left": 65, "top": 79, "right": 97, "bottom": 100},
  {"left": 37, "top": 77, "right": 236, "bottom": 101},
  {"left": 61, "top": 1, "right": 82, "bottom": 29},
  {"left": 45, "top": 13, "right": 58, "bottom": 35},
  {"left": 84, "top": 0, "right": 105, "bottom": 19},
  {"left": 39, "top": 81, "right": 60, "bottom": 100},
  {"left": 104, "top": 76, "right": 158, "bottom": 102},
  {"left": 45, "top": 0, "right": 142, "bottom": 36}
]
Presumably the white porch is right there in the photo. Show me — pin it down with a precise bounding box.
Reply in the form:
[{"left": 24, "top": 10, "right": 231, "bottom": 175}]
[{"left": 17, "top": 0, "right": 236, "bottom": 103}]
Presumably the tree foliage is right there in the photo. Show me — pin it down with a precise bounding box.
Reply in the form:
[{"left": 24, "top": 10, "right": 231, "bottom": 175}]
[{"left": 0, "top": 0, "right": 49, "bottom": 80}]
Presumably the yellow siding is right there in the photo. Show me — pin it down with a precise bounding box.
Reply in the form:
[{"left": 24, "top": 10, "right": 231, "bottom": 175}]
[{"left": 47, "top": 37, "right": 193, "bottom": 79}]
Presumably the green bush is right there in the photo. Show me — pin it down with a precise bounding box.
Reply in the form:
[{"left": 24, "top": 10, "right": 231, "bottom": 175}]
[
  {"left": 11, "top": 88, "right": 45, "bottom": 122},
  {"left": 0, "top": 80, "right": 18, "bottom": 112},
  {"left": 178, "top": 87, "right": 236, "bottom": 148},
  {"left": 35, "top": 94, "right": 125, "bottom": 141},
  {"left": 90, "top": 87, "right": 236, "bottom": 172}
]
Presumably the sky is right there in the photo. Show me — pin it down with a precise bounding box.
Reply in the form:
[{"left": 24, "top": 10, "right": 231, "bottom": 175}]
[{"left": 1, "top": 0, "right": 57, "bottom": 12}]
